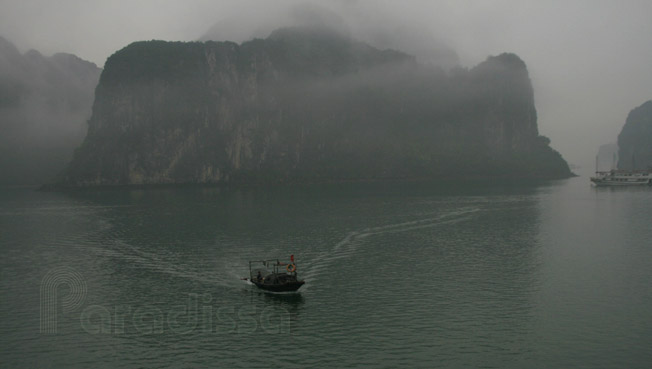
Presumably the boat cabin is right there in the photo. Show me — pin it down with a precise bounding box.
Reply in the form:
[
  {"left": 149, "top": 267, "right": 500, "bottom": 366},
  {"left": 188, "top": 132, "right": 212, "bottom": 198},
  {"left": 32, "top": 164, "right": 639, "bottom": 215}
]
[{"left": 247, "top": 257, "right": 305, "bottom": 292}]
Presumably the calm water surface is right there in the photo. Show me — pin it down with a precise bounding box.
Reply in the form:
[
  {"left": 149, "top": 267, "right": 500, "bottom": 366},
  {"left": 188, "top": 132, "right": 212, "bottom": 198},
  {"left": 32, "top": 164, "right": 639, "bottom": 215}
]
[{"left": 1, "top": 177, "right": 651, "bottom": 368}]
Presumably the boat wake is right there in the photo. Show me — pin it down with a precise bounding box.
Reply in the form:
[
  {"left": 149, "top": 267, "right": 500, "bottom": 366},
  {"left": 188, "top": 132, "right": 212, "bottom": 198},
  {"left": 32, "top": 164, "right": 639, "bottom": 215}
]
[
  {"left": 301, "top": 206, "right": 480, "bottom": 285},
  {"left": 89, "top": 238, "right": 239, "bottom": 289},
  {"left": 87, "top": 205, "right": 481, "bottom": 292}
]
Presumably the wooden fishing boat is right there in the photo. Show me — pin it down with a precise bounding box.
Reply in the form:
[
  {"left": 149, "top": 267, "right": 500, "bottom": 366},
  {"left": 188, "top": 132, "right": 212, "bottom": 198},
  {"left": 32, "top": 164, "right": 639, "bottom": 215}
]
[{"left": 244, "top": 255, "right": 305, "bottom": 292}]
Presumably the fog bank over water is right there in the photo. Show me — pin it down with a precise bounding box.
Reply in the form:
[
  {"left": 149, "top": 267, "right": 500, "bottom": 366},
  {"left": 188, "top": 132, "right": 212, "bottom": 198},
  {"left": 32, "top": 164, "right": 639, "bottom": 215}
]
[{"left": 1, "top": 0, "right": 651, "bottom": 170}]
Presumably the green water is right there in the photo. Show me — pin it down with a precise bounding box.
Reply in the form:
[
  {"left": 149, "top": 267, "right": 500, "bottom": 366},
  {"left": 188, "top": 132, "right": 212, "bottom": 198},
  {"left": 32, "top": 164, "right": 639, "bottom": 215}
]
[{"left": 1, "top": 177, "right": 651, "bottom": 368}]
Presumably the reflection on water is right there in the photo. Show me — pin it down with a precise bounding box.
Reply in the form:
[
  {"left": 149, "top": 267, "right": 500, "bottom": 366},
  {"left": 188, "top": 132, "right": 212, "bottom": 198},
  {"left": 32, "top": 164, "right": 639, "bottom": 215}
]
[
  {"left": 259, "top": 291, "right": 306, "bottom": 320},
  {"left": 1, "top": 178, "right": 652, "bottom": 367}
]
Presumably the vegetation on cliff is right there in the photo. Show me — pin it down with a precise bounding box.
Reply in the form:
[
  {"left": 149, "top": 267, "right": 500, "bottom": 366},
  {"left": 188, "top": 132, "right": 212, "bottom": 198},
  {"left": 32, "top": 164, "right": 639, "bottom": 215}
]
[
  {"left": 59, "top": 28, "right": 571, "bottom": 186},
  {"left": 617, "top": 100, "right": 652, "bottom": 170}
]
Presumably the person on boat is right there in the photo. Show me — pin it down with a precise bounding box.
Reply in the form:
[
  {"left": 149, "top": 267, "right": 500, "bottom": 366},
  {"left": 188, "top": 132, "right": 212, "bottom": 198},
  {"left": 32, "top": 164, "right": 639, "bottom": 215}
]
[{"left": 256, "top": 271, "right": 262, "bottom": 282}]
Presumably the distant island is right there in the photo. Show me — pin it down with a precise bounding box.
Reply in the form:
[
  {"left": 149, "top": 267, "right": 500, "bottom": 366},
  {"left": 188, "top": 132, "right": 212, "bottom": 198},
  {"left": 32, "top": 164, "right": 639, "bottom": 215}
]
[
  {"left": 0, "top": 36, "right": 100, "bottom": 185},
  {"left": 596, "top": 143, "right": 618, "bottom": 172},
  {"left": 55, "top": 27, "right": 572, "bottom": 187},
  {"left": 617, "top": 100, "right": 652, "bottom": 170}
]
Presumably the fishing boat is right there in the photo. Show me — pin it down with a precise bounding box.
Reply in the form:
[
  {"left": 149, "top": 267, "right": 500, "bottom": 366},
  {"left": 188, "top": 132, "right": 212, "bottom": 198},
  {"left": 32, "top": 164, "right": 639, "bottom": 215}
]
[
  {"left": 243, "top": 255, "right": 305, "bottom": 292},
  {"left": 590, "top": 170, "right": 652, "bottom": 186}
]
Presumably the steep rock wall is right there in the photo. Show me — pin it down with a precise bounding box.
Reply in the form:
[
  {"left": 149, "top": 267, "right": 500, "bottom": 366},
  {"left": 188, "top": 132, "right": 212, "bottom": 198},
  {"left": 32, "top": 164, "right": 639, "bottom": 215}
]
[
  {"left": 60, "top": 28, "right": 571, "bottom": 186},
  {"left": 618, "top": 100, "right": 652, "bottom": 170}
]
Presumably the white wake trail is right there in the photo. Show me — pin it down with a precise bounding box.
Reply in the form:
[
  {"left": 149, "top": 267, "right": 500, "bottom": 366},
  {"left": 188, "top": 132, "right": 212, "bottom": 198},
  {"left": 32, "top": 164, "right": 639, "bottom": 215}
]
[{"left": 302, "top": 207, "right": 480, "bottom": 283}]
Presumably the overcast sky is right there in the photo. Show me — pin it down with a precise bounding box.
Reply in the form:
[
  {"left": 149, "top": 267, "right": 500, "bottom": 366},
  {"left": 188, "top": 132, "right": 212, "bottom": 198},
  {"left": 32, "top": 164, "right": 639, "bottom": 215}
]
[{"left": 1, "top": 0, "right": 651, "bottom": 172}]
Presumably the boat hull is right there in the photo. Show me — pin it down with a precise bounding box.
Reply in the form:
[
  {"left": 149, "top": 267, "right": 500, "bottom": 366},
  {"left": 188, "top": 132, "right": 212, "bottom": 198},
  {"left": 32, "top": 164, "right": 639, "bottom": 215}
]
[{"left": 251, "top": 280, "right": 305, "bottom": 292}]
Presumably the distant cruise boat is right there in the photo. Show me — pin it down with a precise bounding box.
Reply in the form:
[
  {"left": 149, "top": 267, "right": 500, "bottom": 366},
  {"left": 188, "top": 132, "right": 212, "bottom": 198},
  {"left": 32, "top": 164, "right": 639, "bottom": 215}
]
[{"left": 590, "top": 170, "right": 652, "bottom": 186}]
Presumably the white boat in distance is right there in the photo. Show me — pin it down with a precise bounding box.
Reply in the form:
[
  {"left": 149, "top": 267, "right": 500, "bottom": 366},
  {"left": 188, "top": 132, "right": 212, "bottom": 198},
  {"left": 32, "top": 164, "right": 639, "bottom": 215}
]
[{"left": 590, "top": 170, "right": 652, "bottom": 186}]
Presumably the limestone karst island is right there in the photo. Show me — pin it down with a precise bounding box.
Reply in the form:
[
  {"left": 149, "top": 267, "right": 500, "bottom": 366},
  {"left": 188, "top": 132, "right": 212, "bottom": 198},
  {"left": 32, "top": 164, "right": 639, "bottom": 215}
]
[{"left": 56, "top": 27, "right": 571, "bottom": 187}]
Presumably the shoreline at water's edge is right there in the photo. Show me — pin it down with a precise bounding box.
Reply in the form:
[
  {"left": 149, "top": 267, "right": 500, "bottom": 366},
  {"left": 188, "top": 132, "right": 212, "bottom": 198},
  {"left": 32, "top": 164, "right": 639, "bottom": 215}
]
[{"left": 39, "top": 172, "right": 577, "bottom": 192}]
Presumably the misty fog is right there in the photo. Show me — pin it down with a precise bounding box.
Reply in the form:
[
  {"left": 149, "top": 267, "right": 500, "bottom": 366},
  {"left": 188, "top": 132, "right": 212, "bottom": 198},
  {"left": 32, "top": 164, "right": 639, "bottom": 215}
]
[
  {"left": 1, "top": 0, "right": 652, "bottom": 173},
  {"left": 0, "top": 37, "right": 100, "bottom": 184}
]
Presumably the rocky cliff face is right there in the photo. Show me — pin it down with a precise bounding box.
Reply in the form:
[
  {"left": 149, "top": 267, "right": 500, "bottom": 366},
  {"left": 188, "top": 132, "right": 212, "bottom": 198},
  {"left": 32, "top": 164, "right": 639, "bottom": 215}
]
[
  {"left": 59, "top": 28, "right": 571, "bottom": 186},
  {"left": 0, "top": 36, "right": 101, "bottom": 184},
  {"left": 617, "top": 100, "right": 652, "bottom": 170}
]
